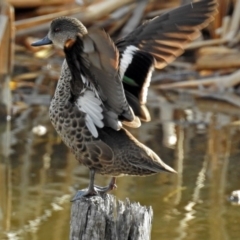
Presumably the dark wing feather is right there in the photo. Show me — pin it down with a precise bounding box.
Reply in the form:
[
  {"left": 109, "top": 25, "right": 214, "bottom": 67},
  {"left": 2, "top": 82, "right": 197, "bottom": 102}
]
[
  {"left": 64, "top": 39, "right": 84, "bottom": 99},
  {"left": 115, "top": 0, "right": 217, "bottom": 122},
  {"left": 83, "top": 31, "right": 134, "bottom": 121},
  {"left": 123, "top": 51, "right": 154, "bottom": 122},
  {"left": 116, "top": 0, "right": 217, "bottom": 68}
]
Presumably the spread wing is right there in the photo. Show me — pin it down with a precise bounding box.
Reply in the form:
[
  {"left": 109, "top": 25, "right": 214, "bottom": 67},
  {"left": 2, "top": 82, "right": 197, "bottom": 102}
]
[
  {"left": 116, "top": 0, "right": 217, "bottom": 69},
  {"left": 116, "top": 0, "right": 217, "bottom": 121}
]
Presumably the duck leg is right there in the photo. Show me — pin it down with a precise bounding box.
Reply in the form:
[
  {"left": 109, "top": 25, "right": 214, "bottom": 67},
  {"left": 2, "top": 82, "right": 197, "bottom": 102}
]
[
  {"left": 84, "top": 169, "right": 99, "bottom": 196},
  {"left": 72, "top": 169, "right": 98, "bottom": 201},
  {"left": 95, "top": 177, "right": 117, "bottom": 194}
]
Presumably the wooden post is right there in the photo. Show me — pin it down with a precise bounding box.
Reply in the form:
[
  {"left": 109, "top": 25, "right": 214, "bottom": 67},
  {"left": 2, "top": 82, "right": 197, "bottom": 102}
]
[{"left": 70, "top": 192, "right": 153, "bottom": 240}]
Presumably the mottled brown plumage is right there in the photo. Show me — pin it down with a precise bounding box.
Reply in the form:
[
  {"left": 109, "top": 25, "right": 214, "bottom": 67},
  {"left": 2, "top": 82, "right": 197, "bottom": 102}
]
[
  {"left": 31, "top": 0, "right": 217, "bottom": 197},
  {"left": 49, "top": 60, "right": 175, "bottom": 175}
]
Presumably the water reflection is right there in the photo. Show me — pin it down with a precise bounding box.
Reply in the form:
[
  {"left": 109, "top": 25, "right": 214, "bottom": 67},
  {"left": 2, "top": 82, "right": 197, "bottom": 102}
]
[{"left": 1, "top": 92, "right": 240, "bottom": 240}]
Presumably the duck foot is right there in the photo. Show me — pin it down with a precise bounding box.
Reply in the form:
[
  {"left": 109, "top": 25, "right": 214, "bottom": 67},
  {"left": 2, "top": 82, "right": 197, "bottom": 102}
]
[
  {"left": 71, "top": 183, "right": 117, "bottom": 201},
  {"left": 71, "top": 188, "right": 99, "bottom": 201},
  {"left": 95, "top": 177, "right": 117, "bottom": 194},
  {"left": 71, "top": 173, "right": 117, "bottom": 201}
]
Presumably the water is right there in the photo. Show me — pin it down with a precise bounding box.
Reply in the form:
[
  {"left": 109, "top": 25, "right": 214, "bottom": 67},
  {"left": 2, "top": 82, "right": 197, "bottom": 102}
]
[{"left": 0, "top": 92, "right": 240, "bottom": 240}]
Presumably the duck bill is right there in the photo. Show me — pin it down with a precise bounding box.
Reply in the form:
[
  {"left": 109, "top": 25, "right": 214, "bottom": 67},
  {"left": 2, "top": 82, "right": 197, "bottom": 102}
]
[{"left": 31, "top": 35, "right": 52, "bottom": 46}]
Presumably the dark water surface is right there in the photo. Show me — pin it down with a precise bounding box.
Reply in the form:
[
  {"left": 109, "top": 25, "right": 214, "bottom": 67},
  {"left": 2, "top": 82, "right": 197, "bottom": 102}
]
[{"left": 1, "top": 91, "right": 240, "bottom": 240}]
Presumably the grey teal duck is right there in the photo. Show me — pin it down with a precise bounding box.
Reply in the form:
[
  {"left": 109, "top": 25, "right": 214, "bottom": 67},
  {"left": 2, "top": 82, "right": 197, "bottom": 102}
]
[{"left": 32, "top": 0, "right": 217, "bottom": 197}]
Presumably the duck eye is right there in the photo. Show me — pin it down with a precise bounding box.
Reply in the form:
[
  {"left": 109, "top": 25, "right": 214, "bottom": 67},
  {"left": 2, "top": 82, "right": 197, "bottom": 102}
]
[{"left": 54, "top": 28, "right": 61, "bottom": 33}]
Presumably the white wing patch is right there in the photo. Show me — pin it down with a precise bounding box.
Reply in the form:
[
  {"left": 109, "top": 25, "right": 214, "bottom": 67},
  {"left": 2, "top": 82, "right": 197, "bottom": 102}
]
[
  {"left": 80, "top": 74, "right": 100, "bottom": 99},
  {"left": 81, "top": 74, "right": 88, "bottom": 84},
  {"left": 119, "top": 45, "right": 139, "bottom": 79},
  {"left": 140, "top": 65, "right": 154, "bottom": 104},
  {"left": 76, "top": 90, "right": 104, "bottom": 138}
]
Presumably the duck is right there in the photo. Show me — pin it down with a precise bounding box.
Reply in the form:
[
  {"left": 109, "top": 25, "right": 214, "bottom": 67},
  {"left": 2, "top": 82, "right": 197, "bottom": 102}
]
[{"left": 31, "top": 0, "right": 217, "bottom": 197}]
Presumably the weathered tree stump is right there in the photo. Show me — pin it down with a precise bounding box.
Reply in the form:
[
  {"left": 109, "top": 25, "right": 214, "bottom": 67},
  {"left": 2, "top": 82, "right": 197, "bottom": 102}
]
[{"left": 70, "top": 192, "right": 153, "bottom": 240}]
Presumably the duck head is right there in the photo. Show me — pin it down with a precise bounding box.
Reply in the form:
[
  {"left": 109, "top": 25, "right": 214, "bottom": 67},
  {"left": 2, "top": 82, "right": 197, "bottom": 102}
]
[{"left": 31, "top": 17, "right": 87, "bottom": 49}]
